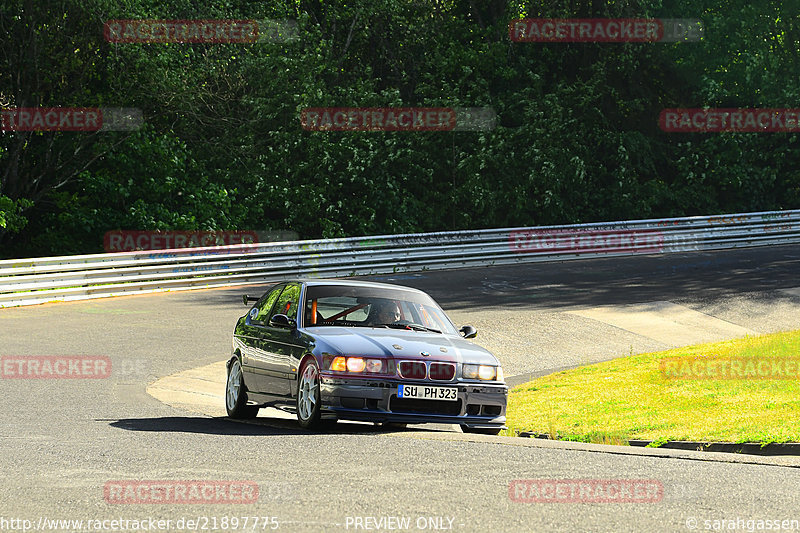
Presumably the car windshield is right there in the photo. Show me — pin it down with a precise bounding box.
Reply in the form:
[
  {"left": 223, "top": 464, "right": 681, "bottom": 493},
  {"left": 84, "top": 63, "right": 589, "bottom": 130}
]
[{"left": 303, "top": 285, "right": 458, "bottom": 335}]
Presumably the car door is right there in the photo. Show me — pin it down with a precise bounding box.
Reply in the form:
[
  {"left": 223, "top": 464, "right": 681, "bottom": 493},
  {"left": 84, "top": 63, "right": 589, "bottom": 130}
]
[
  {"left": 261, "top": 282, "right": 306, "bottom": 397},
  {"left": 239, "top": 284, "right": 284, "bottom": 394}
]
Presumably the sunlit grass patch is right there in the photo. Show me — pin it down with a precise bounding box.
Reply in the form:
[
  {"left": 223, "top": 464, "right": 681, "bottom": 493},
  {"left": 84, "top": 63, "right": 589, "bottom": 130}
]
[{"left": 502, "top": 330, "right": 800, "bottom": 445}]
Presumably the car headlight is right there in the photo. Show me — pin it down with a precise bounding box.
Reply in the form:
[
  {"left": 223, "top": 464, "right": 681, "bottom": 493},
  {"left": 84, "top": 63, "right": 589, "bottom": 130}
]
[
  {"left": 329, "top": 356, "right": 384, "bottom": 373},
  {"left": 462, "top": 364, "right": 503, "bottom": 381},
  {"left": 347, "top": 357, "right": 366, "bottom": 372},
  {"left": 365, "top": 359, "right": 383, "bottom": 373}
]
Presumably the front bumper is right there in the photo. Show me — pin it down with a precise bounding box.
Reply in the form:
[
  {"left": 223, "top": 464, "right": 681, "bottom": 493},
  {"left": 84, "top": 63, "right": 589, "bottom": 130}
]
[{"left": 319, "top": 375, "right": 507, "bottom": 427}]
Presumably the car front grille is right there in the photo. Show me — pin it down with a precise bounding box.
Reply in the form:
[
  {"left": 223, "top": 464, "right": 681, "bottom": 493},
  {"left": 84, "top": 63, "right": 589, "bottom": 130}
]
[
  {"left": 398, "top": 360, "right": 455, "bottom": 381},
  {"left": 398, "top": 361, "right": 426, "bottom": 380},
  {"left": 389, "top": 396, "right": 462, "bottom": 416},
  {"left": 429, "top": 362, "right": 455, "bottom": 381}
]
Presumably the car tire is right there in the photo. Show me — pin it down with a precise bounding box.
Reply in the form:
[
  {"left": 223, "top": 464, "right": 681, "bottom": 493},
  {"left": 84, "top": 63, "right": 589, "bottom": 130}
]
[
  {"left": 460, "top": 425, "right": 501, "bottom": 436},
  {"left": 226, "top": 358, "right": 260, "bottom": 419},
  {"left": 297, "top": 358, "right": 323, "bottom": 429}
]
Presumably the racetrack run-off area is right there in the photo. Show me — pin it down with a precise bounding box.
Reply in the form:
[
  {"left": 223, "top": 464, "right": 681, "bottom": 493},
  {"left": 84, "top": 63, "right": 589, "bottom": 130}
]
[{"left": 3, "top": 245, "right": 800, "bottom": 532}]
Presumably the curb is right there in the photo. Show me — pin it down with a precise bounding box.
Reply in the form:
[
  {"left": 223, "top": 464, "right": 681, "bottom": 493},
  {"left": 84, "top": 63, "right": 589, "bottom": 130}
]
[
  {"left": 518, "top": 432, "right": 800, "bottom": 456},
  {"left": 629, "top": 440, "right": 800, "bottom": 456}
]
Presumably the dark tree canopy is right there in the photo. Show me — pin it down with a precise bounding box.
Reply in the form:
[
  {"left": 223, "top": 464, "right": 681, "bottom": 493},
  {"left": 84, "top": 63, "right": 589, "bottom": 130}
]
[{"left": 1, "top": 0, "right": 798, "bottom": 257}]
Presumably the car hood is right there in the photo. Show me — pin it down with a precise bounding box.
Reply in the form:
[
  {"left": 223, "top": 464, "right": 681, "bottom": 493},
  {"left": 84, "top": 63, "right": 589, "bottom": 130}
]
[{"left": 310, "top": 327, "right": 499, "bottom": 365}]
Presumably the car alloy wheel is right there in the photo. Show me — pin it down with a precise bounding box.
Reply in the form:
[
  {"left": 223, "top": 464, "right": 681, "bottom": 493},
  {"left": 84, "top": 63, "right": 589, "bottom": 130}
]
[
  {"left": 297, "top": 359, "right": 322, "bottom": 429},
  {"left": 226, "top": 358, "right": 259, "bottom": 419}
]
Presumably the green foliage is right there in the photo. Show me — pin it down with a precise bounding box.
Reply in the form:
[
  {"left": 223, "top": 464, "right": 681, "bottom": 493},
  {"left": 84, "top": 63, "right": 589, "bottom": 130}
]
[
  {"left": 1, "top": 0, "right": 799, "bottom": 257},
  {"left": 0, "top": 196, "right": 32, "bottom": 233}
]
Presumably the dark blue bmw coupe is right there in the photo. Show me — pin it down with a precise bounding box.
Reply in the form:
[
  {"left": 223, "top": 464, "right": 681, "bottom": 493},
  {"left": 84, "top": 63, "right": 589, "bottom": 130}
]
[{"left": 226, "top": 279, "right": 507, "bottom": 434}]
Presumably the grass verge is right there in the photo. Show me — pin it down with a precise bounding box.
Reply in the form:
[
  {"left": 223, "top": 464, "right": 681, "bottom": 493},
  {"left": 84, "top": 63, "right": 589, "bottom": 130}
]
[{"left": 502, "top": 329, "right": 800, "bottom": 445}]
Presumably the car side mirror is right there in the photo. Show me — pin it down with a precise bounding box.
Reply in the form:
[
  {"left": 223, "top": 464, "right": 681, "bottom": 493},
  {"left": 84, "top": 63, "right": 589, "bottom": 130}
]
[
  {"left": 243, "top": 294, "right": 259, "bottom": 305},
  {"left": 460, "top": 325, "right": 477, "bottom": 339},
  {"left": 269, "top": 314, "right": 296, "bottom": 329}
]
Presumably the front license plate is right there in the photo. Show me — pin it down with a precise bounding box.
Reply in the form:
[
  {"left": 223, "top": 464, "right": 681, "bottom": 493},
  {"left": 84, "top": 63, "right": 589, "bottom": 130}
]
[{"left": 398, "top": 384, "right": 458, "bottom": 401}]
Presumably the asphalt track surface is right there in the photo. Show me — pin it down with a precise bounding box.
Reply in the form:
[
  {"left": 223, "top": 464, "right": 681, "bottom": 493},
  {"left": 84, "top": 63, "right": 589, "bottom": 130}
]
[{"left": 2, "top": 244, "right": 800, "bottom": 533}]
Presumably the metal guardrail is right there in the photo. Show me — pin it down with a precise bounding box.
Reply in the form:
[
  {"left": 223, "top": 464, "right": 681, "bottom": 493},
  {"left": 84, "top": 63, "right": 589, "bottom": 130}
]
[{"left": 1, "top": 209, "right": 799, "bottom": 308}]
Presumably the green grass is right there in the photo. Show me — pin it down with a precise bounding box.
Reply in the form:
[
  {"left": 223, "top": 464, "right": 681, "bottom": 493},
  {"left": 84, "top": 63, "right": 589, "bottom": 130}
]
[{"left": 503, "top": 330, "right": 800, "bottom": 446}]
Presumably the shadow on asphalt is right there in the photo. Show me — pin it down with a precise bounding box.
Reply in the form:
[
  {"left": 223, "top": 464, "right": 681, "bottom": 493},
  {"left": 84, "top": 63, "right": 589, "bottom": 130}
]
[
  {"left": 173, "top": 245, "right": 800, "bottom": 311},
  {"left": 104, "top": 416, "right": 438, "bottom": 436}
]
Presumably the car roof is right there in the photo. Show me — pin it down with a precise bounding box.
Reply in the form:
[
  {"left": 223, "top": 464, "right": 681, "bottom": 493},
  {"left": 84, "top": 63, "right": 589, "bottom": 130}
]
[{"left": 291, "top": 278, "right": 427, "bottom": 294}]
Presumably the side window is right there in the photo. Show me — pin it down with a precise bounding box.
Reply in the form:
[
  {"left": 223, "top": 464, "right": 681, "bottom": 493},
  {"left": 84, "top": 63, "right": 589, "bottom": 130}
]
[
  {"left": 270, "top": 283, "right": 301, "bottom": 323},
  {"left": 249, "top": 285, "right": 283, "bottom": 325}
]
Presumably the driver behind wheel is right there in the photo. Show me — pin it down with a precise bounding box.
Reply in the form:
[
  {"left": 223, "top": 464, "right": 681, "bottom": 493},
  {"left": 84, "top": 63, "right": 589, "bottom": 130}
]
[{"left": 370, "top": 300, "right": 401, "bottom": 325}]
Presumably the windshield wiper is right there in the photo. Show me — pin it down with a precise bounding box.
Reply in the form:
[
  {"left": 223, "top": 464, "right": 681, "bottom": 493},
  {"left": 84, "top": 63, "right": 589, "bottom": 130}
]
[{"left": 375, "top": 323, "right": 441, "bottom": 334}]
